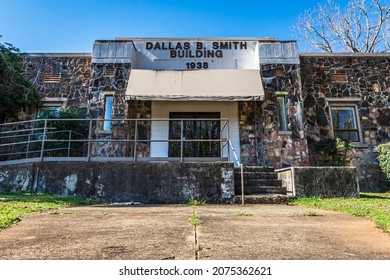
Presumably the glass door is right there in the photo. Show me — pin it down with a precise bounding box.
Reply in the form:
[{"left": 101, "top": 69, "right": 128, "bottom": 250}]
[{"left": 169, "top": 112, "right": 221, "bottom": 157}]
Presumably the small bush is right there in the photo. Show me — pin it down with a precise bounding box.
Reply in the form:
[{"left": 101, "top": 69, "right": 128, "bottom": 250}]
[
  {"left": 185, "top": 197, "right": 206, "bottom": 205},
  {"left": 188, "top": 206, "right": 202, "bottom": 226},
  {"left": 312, "top": 137, "right": 352, "bottom": 166},
  {"left": 377, "top": 142, "right": 390, "bottom": 183}
]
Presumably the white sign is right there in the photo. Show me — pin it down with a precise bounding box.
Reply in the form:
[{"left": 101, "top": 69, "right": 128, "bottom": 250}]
[{"left": 133, "top": 40, "right": 259, "bottom": 70}]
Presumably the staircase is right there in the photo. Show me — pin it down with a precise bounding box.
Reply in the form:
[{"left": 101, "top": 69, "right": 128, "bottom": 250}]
[{"left": 233, "top": 166, "right": 294, "bottom": 204}]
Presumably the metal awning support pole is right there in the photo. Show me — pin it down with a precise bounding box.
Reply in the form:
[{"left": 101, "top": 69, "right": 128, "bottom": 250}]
[{"left": 240, "top": 163, "right": 245, "bottom": 205}]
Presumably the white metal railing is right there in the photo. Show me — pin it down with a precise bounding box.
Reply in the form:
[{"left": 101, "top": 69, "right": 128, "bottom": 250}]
[{"left": 0, "top": 118, "right": 234, "bottom": 164}]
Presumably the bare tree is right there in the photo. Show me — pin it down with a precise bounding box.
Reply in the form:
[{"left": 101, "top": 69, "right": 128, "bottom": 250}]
[{"left": 293, "top": 0, "right": 390, "bottom": 52}]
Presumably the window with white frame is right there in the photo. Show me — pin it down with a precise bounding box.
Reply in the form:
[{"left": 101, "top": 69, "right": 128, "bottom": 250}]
[
  {"left": 329, "top": 101, "right": 362, "bottom": 143},
  {"left": 103, "top": 93, "right": 114, "bottom": 130}
]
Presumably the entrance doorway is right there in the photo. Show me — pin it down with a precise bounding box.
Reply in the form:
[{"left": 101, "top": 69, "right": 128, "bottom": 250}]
[{"left": 169, "top": 112, "right": 221, "bottom": 157}]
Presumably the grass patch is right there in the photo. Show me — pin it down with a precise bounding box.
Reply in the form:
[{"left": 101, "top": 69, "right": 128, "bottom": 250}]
[
  {"left": 49, "top": 211, "right": 77, "bottom": 215},
  {"left": 292, "top": 192, "right": 390, "bottom": 234},
  {"left": 0, "top": 192, "right": 99, "bottom": 230},
  {"left": 302, "top": 211, "right": 323, "bottom": 217},
  {"left": 236, "top": 211, "right": 253, "bottom": 217}
]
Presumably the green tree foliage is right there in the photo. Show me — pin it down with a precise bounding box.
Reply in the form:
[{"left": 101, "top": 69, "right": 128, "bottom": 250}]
[
  {"left": 37, "top": 107, "right": 87, "bottom": 137},
  {"left": 35, "top": 107, "right": 88, "bottom": 155},
  {"left": 0, "top": 36, "right": 40, "bottom": 122},
  {"left": 377, "top": 142, "right": 390, "bottom": 184}
]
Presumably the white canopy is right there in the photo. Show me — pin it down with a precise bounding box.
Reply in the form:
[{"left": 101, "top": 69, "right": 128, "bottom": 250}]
[{"left": 125, "top": 69, "right": 264, "bottom": 101}]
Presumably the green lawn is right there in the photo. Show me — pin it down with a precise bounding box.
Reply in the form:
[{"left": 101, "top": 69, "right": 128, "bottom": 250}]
[
  {"left": 292, "top": 192, "right": 390, "bottom": 234},
  {"left": 0, "top": 192, "right": 99, "bottom": 230}
]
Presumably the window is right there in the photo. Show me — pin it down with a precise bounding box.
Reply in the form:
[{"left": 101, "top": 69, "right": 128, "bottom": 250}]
[
  {"left": 329, "top": 102, "right": 361, "bottom": 143},
  {"left": 37, "top": 98, "right": 67, "bottom": 118},
  {"left": 103, "top": 94, "right": 114, "bottom": 130},
  {"left": 37, "top": 107, "right": 61, "bottom": 119},
  {"left": 276, "top": 92, "right": 289, "bottom": 132}
]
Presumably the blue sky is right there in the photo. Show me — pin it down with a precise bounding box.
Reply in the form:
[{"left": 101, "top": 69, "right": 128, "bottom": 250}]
[{"left": 0, "top": 0, "right": 350, "bottom": 53}]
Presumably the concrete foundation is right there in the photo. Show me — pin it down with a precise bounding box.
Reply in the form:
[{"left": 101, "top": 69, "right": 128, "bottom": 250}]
[
  {"left": 0, "top": 162, "right": 234, "bottom": 203},
  {"left": 276, "top": 167, "right": 360, "bottom": 198}
]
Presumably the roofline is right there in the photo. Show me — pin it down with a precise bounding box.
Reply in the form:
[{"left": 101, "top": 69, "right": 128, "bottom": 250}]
[
  {"left": 23, "top": 53, "right": 92, "bottom": 57},
  {"left": 300, "top": 52, "right": 390, "bottom": 57},
  {"left": 21, "top": 51, "right": 389, "bottom": 58},
  {"left": 113, "top": 37, "right": 280, "bottom": 42}
]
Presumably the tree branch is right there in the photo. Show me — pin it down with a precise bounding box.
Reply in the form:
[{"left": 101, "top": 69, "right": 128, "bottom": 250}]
[{"left": 292, "top": 0, "right": 390, "bottom": 52}]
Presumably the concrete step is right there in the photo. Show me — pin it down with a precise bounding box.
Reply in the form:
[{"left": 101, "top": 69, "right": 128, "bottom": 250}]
[
  {"left": 234, "top": 165, "right": 285, "bottom": 196},
  {"left": 235, "top": 185, "right": 287, "bottom": 195},
  {"left": 233, "top": 194, "right": 294, "bottom": 204}
]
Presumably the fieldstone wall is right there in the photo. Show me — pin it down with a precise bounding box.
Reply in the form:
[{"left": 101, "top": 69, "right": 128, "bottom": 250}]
[
  {"left": 22, "top": 55, "right": 92, "bottom": 115},
  {"left": 21, "top": 57, "right": 134, "bottom": 158},
  {"left": 88, "top": 63, "right": 132, "bottom": 157},
  {"left": 239, "top": 101, "right": 263, "bottom": 165},
  {"left": 88, "top": 63, "right": 152, "bottom": 157},
  {"left": 0, "top": 162, "right": 234, "bottom": 203},
  {"left": 88, "top": 63, "right": 130, "bottom": 119},
  {"left": 244, "top": 64, "right": 309, "bottom": 168},
  {"left": 238, "top": 64, "right": 310, "bottom": 168},
  {"left": 300, "top": 54, "right": 390, "bottom": 191},
  {"left": 277, "top": 167, "right": 359, "bottom": 198}
]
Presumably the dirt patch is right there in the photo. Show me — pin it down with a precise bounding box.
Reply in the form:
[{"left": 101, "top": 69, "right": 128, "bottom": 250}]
[{"left": 0, "top": 204, "right": 389, "bottom": 260}]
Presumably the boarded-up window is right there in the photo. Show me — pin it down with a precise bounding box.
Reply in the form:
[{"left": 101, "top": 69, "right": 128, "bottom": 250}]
[{"left": 44, "top": 74, "right": 61, "bottom": 83}]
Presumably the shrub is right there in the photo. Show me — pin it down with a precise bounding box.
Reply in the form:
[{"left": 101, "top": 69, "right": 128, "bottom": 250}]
[
  {"left": 34, "top": 107, "right": 88, "bottom": 156},
  {"left": 377, "top": 142, "right": 390, "bottom": 183},
  {"left": 312, "top": 137, "right": 353, "bottom": 166}
]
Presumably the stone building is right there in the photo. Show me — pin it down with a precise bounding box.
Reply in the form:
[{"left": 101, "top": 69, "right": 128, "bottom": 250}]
[{"left": 7, "top": 38, "right": 390, "bottom": 195}]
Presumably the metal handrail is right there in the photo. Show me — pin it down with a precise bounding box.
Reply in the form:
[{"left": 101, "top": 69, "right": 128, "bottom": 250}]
[
  {"left": 0, "top": 118, "right": 234, "bottom": 164},
  {"left": 228, "top": 139, "right": 245, "bottom": 205}
]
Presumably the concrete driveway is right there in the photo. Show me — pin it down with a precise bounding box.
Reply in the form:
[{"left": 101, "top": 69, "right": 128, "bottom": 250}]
[{"left": 0, "top": 204, "right": 390, "bottom": 260}]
